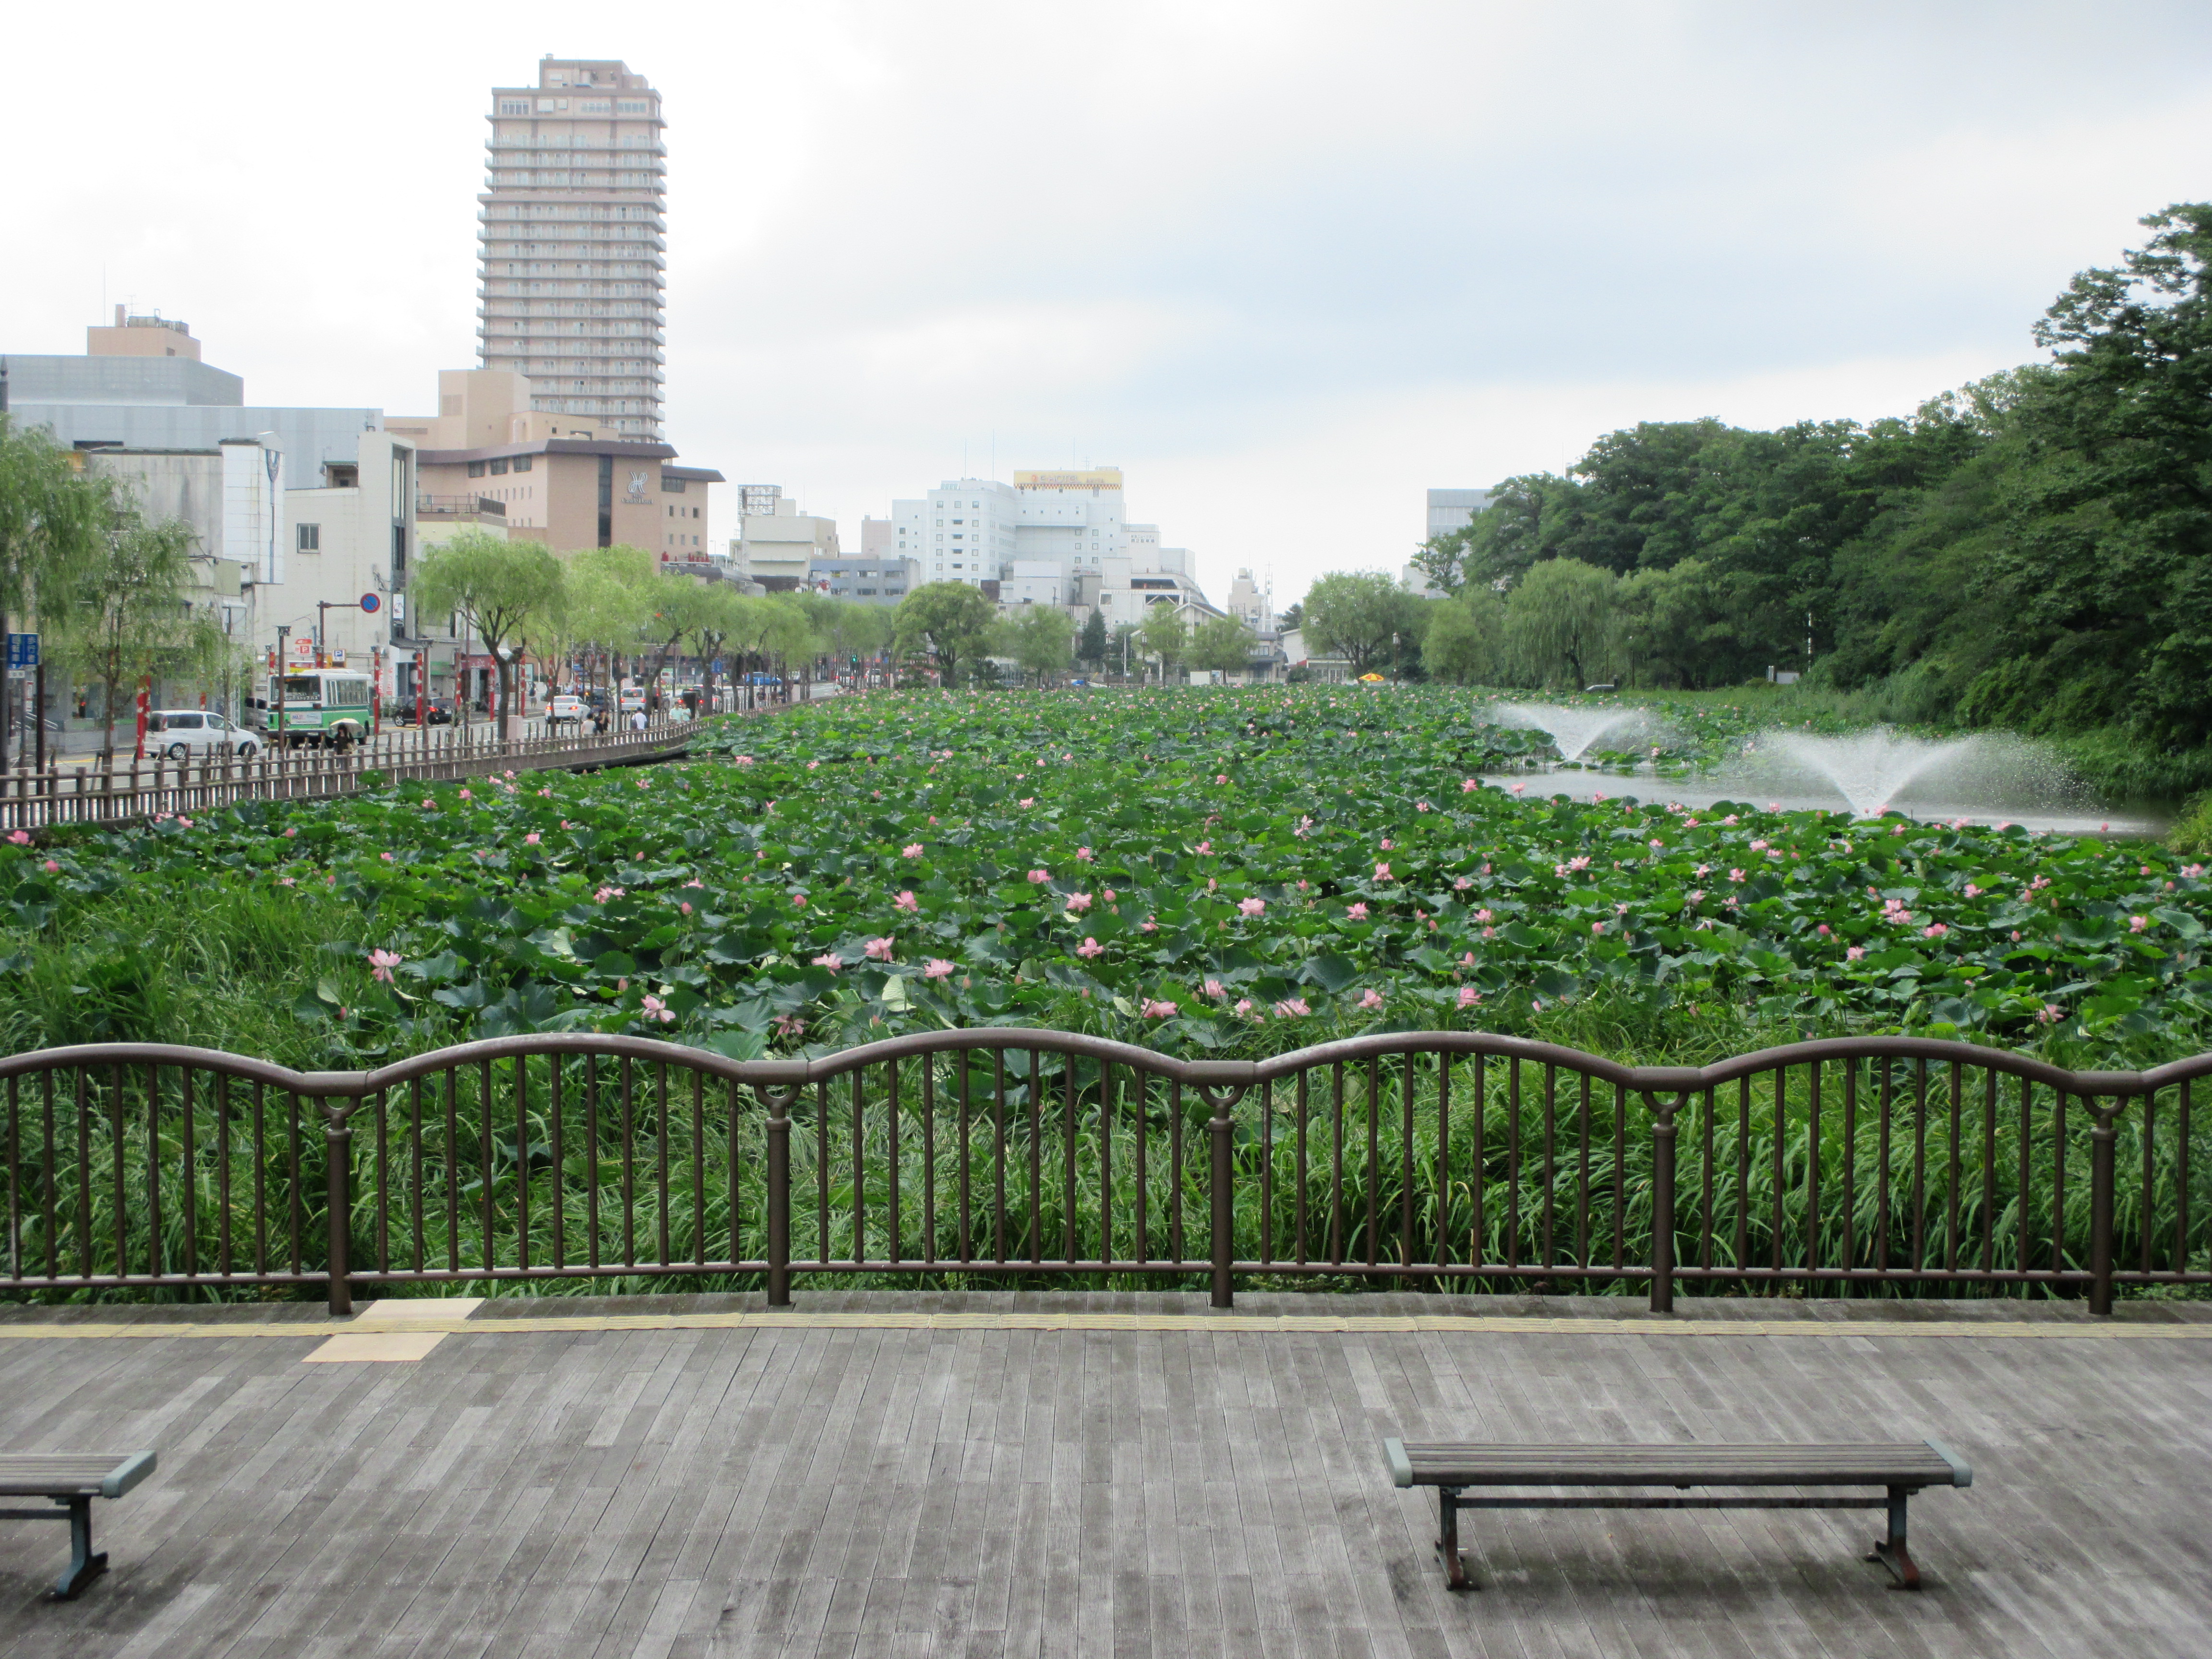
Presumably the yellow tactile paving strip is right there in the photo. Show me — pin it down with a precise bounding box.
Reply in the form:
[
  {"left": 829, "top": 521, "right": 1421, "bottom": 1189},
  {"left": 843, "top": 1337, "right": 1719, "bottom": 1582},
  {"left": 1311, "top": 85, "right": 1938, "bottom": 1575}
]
[{"left": 1, "top": 1310, "right": 2208, "bottom": 1340}]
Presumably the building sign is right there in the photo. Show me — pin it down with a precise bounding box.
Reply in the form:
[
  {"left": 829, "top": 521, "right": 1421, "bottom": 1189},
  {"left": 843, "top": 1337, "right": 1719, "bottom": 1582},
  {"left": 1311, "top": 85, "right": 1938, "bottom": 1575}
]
[
  {"left": 4, "top": 633, "right": 36, "bottom": 671},
  {"left": 625, "top": 470, "right": 650, "bottom": 502},
  {"left": 1013, "top": 469, "right": 1123, "bottom": 491}
]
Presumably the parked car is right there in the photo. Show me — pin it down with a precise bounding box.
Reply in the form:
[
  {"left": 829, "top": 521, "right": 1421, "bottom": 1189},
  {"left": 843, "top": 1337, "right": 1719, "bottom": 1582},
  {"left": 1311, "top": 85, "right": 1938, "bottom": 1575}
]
[
  {"left": 548, "top": 693, "right": 585, "bottom": 728},
  {"left": 149, "top": 709, "right": 262, "bottom": 761},
  {"left": 618, "top": 688, "right": 647, "bottom": 715}
]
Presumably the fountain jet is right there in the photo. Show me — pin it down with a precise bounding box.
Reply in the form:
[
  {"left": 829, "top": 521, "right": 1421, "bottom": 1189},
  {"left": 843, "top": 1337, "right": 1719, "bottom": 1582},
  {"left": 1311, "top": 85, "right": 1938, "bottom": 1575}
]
[
  {"left": 1767, "top": 729, "right": 1997, "bottom": 817},
  {"left": 1493, "top": 702, "right": 1657, "bottom": 763}
]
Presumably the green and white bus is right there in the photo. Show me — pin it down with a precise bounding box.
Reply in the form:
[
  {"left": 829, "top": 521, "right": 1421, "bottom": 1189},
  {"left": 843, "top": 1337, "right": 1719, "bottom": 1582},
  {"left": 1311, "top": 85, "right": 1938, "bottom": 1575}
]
[{"left": 245, "top": 670, "right": 374, "bottom": 749}]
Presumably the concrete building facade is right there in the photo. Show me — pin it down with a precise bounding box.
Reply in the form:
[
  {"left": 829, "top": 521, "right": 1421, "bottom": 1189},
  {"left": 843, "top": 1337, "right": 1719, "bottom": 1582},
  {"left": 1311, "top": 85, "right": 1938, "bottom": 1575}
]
[
  {"left": 808, "top": 556, "right": 919, "bottom": 604},
  {"left": 733, "top": 499, "right": 840, "bottom": 590},
  {"left": 479, "top": 59, "right": 667, "bottom": 440}
]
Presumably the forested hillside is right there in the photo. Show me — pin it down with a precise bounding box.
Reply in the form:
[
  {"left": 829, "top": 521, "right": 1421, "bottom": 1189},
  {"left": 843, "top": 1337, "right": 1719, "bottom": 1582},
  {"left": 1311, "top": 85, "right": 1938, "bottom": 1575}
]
[{"left": 1417, "top": 205, "right": 2212, "bottom": 779}]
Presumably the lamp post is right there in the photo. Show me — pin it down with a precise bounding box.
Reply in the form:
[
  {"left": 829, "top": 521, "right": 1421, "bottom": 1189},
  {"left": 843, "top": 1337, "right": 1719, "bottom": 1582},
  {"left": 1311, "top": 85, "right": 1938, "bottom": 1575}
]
[
  {"left": 274, "top": 625, "right": 289, "bottom": 743},
  {"left": 495, "top": 644, "right": 513, "bottom": 743}
]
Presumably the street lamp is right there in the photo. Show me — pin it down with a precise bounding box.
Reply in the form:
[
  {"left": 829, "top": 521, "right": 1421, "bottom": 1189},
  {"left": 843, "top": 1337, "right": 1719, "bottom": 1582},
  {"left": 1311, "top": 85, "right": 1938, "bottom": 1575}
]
[{"left": 274, "top": 625, "right": 289, "bottom": 743}]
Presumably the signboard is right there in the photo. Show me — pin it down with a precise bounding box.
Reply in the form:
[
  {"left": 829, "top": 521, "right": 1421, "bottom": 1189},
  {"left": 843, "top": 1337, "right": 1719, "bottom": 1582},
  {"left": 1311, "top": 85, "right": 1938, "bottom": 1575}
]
[
  {"left": 289, "top": 634, "right": 314, "bottom": 661},
  {"left": 4, "top": 633, "right": 37, "bottom": 670},
  {"left": 1012, "top": 469, "right": 1123, "bottom": 492},
  {"left": 360, "top": 592, "right": 382, "bottom": 613}
]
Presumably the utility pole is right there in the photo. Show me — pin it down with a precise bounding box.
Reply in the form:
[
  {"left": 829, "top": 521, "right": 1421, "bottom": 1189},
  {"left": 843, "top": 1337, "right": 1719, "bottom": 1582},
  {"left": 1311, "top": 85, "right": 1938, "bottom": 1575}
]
[{"left": 274, "top": 626, "right": 289, "bottom": 743}]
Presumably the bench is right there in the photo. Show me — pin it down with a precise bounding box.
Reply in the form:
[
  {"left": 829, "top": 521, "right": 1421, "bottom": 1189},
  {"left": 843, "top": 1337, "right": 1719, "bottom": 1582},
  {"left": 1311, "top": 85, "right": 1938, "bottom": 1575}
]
[
  {"left": 1383, "top": 1438, "right": 1971, "bottom": 1592},
  {"left": 0, "top": 1451, "right": 158, "bottom": 1599}
]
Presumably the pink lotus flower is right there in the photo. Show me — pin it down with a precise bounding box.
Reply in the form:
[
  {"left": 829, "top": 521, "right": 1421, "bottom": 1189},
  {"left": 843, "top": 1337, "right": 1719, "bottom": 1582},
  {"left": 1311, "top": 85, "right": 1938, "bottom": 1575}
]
[
  {"left": 1066, "top": 891, "right": 1093, "bottom": 913},
  {"left": 1510, "top": 782, "right": 1527, "bottom": 795},
  {"left": 5, "top": 830, "right": 27, "bottom": 845},
  {"left": 792, "top": 892, "right": 808, "bottom": 909},
  {"left": 1103, "top": 887, "right": 1117, "bottom": 902},
  {"left": 2037, "top": 1003, "right": 2063, "bottom": 1025},
  {"left": 1461, "top": 779, "right": 1477, "bottom": 793},
  {"left": 1346, "top": 902, "right": 1370, "bottom": 921},
  {"left": 894, "top": 890, "right": 919, "bottom": 913},
  {"left": 1846, "top": 945, "right": 1866, "bottom": 962},
  {"left": 380, "top": 852, "right": 394, "bottom": 863},
  {"left": 1215, "top": 773, "right": 1229, "bottom": 785},
  {"left": 1274, "top": 996, "right": 1310, "bottom": 1018},
  {"left": 277, "top": 876, "right": 295, "bottom": 887},
  {"left": 368, "top": 949, "right": 401, "bottom": 983},
  {"left": 1474, "top": 908, "right": 1494, "bottom": 925},
  {"left": 1076, "top": 937, "right": 1104, "bottom": 958},
  {"left": 1142, "top": 998, "right": 1178, "bottom": 1019},
  {"left": 2130, "top": 915, "right": 2149, "bottom": 933},
  {"left": 1018, "top": 797, "right": 1034, "bottom": 808},
  {"left": 1234, "top": 998, "right": 1255, "bottom": 1017},
  {"left": 902, "top": 843, "right": 923, "bottom": 858},
  {"left": 458, "top": 788, "right": 472, "bottom": 799},
  {"left": 524, "top": 832, "right": 541, "bottom": 845},
  {"left": 1374, "top": 862, "right": 1391, "bottom": 881},
  {"left": 1380, "top": 839, "right": 1394, "bottom": 851},
  {"left": 1027, "top": 868, "right": 1050, "bottom": 884},
  {"left": 1297, "top": 879, "right": 1308, "bottom": 891},
  {"left": 1815, "top": 923, "right": 1830, "bottom": 936},
  {"left": 1416, "top": 801, "right": 1431, "bottom": 814},
  {"left": 1923, "top": 923, "right": 1948, "bottom": 938},
  {"left": 1729, "top": 868, "right": 1745, "bottom": 883},
  {"left": 594, "top": 885, "right": 625, "bottom": 903},
  {"left": 1239, "top": 897, "right": 1265, "bottom": 917},
  {"left": 806, "top": 759, "right": 821, "bottom": 771},
  {"left": 1359, "top": 988, "right": 1383, "bottom": 1010},
  {"left": 1141, "top": 919, "right": 1159, "bottom": 932},
  {"left": 1453, "top": 877, "right": 1471, "bottom": 891},
  {"left": 1204, "top": 978, "right": 1226, "bottom": 998},
  {"left": 865, "top": 936, "right": 895, "bottom": 961},
  {"left": 640, "top": 993, "right": 675, "bottom": 1024},
  {"left": 1457, "top": 986, "right": 1481, "bottom": 1009},
  {"left": 1590, "top": 922, "right": 1605, "bottom": 937},
  {"left": 812, "top": 953, "right": 842, "bottom": 973},
  {"left": 735, "top": 755, "right": 755, "bottom": 766},
  {"left": 422, "top": 798, "right": 436, "bottom": 809},
  {"left": 1964, "top": 883, "right": 1981, "bottom": 898},
  {"left": 281, "top": 827, "right": 296, "bottom": 838},
  {"left": 924, "top": 958, "right": 956, "bottom": 978},
  {"left": 1194, "top": 840, "right": 1212, "bottom": 855},
  {"left": 1075, "top": 846, "right": 1094, "bottom": 862},
  {"left": 680, "top": 902, "right": 692, "bottom": 915}
]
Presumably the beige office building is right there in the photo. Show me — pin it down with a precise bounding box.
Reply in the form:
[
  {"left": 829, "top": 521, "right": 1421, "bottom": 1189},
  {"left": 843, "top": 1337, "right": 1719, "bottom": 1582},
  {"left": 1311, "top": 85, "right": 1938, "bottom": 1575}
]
[{"left": 479, "top": 58, "right": 667, "bottom": 440}]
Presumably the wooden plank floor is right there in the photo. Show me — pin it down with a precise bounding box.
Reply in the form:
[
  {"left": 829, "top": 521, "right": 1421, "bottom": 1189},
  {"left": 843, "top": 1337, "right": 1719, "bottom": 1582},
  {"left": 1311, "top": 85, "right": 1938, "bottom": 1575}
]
[{"left": 0, "top": 1297, "right": 2207, "bottom": 1657}]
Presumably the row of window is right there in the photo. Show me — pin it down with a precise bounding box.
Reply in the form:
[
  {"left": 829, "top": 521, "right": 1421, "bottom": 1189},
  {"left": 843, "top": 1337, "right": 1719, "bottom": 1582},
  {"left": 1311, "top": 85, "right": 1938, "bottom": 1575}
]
[
  {"left": 495, "top": 98, "right": 657, "bottom": 115},
  {"left": 465, "top": 456, "right": 535, "bottom": 479}
]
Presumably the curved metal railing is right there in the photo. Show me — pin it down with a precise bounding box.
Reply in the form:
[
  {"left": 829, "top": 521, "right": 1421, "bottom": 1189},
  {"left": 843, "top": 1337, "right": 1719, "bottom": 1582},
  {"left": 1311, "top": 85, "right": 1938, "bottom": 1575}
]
[{"left": 2, "top": 1030, "right": 2205, "bottom": 1314}]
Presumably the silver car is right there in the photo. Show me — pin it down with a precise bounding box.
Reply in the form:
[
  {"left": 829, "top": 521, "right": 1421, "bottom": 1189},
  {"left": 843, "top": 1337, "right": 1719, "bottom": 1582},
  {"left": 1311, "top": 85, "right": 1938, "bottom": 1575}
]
[{"left": 149, "top": 709, "right": 263, "bottom": 761}]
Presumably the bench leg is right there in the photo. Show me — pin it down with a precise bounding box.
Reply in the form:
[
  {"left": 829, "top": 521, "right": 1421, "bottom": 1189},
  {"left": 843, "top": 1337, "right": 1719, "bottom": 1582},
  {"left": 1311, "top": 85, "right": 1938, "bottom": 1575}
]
[
  {"left": 1436, "top": 1487, "right": 1470, "bottom": 1591},
  {"left": 50, "top": 1497, "right": 108, "bottom": 1601},
  {"left": 1868, "top": 1487, "right": 1919, "bottom": 1589}
]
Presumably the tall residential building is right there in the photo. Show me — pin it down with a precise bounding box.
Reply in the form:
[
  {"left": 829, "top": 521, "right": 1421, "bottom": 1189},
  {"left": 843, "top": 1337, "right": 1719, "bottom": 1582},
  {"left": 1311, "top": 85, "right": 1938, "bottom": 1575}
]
[{"left": 478, "top": 59, "right": 667, "bottom": 440}]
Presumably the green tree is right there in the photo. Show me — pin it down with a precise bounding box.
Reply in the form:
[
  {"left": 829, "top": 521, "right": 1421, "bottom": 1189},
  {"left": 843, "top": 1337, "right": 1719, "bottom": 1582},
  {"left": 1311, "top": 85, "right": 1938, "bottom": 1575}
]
[
  {"left": 1077, "top": 606, "right": 1109, "bottom": 670},
  {"left": 1421, "top": 586, "right": 1506, "bottom": 685},
  {"left": 1188, "top": 613, "right": 1256, "bottom": 677},
  {"left": 1109, "top": 620, "right": 1142, "bottom": 680},
  {"left": 1505, "top": 558, "right": 1619, "bottom": 688},
  {"left": 60, "top": 514, "right": 197, "bottom": 760},
  {"left": 994, "top": 605, "right": 1075, "bottom": 686},
  {"left": 894, "top": 582, "right": 997, "bottom": 687},
  {"left": 411, "top": 529, "right": 565, "bottom": 728},
  {"left": 1301, "top": 571, "right": 1425, "bottom": 675},
  {"left": 561, "top": 544, "right": 657, "bottom": 695},
  {"left": 0, "top": 416, "right": 115, "bottom": 759},
  {"left": 1136, "top": 603, "right": 1189, "bottom": 684}
]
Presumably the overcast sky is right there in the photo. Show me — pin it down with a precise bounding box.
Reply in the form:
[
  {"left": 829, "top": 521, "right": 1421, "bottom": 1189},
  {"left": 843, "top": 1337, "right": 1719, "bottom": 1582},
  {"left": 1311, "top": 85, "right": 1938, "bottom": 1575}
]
[{"left": 9, "top": 1, "right": 2212, "bottom": 606}]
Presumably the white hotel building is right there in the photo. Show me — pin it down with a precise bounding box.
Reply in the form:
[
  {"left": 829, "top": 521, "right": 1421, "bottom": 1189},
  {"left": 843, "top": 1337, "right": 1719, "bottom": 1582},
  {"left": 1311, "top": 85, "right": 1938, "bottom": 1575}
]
[{"left": 891, "top": 468, "right": 1214, "bottom": 619}]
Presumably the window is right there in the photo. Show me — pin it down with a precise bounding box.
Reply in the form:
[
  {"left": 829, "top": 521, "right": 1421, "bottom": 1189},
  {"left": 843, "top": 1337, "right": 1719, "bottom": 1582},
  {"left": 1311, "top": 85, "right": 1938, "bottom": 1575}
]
[
  {"left": 499, "top": 99, "right": 530, "bottom": 115},
  {"left": 467, "top": 461, "right": 486, "bottom": 479},
  {"left": 489, "top": 457, "right": 509, "bottom": 475},
  {"left": 511, "top": 455, "right": 531, "bottom": 473},
  {"left": 296, "top": 524, "right": 320, "bottom": 552}
]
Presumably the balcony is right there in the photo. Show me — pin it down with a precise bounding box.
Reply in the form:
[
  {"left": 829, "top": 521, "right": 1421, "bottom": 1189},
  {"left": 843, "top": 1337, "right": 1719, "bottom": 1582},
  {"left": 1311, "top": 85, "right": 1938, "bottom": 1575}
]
[{"left": 416, "top": 495, "right": 507, "bottom": 521}]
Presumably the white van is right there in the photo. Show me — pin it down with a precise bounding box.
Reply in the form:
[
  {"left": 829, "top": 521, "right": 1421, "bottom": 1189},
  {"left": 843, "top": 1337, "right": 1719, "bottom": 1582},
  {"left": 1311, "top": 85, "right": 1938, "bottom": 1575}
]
[{"left": 149, "top": 709, "right": 263, "bottom": 761}]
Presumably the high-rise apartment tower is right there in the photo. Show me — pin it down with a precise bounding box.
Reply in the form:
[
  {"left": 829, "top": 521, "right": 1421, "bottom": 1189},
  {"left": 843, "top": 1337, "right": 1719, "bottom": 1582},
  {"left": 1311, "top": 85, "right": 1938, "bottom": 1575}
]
[{"left": 478, "top": 58, "right": 667, "bottom": 440}]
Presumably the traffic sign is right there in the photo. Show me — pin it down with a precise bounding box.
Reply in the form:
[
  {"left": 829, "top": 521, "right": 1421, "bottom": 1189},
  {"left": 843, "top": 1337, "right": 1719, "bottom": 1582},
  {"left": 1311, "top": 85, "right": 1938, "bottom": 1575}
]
[
  {"left": 4, "top": 633, "right": 36, "bottom": 670},
  {"left": 360, "top": 593, "right": 381, "bottom": 613}
]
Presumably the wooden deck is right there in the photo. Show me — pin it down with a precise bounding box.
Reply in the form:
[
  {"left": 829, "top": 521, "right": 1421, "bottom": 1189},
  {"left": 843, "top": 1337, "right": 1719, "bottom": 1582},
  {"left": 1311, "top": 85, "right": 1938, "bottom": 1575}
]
[{"left": 0, "top": 1293, "right": 2207, "bottom": 1657}]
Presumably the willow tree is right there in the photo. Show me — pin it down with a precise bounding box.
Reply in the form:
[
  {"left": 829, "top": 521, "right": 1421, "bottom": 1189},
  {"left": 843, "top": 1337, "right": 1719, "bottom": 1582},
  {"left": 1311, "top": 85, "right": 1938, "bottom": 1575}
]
[
  {"left": 61, "top": 514, "right": 197, "bottom": 761},
  {"left": 412, "top": 529, "right": 565, "bottom": 728},
  {"left": 0, "top": 417, "right": 116, "bottom": 759}
]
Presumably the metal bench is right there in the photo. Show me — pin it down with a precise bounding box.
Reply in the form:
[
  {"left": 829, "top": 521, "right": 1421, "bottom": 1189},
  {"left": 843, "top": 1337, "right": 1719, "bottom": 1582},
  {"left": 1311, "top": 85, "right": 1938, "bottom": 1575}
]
[
  {"left": 1383, "top": 1438, "right": 1971, "bottom": 1592},
  {"left": 0, "top": 1451, "right": 158, "bottom": 1599}
]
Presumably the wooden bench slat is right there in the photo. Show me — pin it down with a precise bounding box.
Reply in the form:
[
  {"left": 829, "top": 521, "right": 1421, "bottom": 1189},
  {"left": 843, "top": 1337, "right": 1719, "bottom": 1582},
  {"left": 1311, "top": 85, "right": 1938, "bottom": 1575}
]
[
  {"left": 0, "top": 1452, "right": 158, "bottom": 1500},
  {"left": 1387, "top": 1440, "right": 1966, "bottom": 1489}
]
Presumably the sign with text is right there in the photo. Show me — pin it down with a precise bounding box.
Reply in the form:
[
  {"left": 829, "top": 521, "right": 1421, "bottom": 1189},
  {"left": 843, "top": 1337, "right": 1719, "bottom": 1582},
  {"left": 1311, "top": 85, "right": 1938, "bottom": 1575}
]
[{"left": 4, "top": 633, "right": 37, "bottom": 670}]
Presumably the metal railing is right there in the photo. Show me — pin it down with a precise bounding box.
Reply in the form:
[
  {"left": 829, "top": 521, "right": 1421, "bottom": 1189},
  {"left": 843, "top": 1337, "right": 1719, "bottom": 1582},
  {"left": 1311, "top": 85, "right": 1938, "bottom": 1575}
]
[
  {"left": 0, "top": 719, "right": 694, "bottom": 833},
  {"left": 2, "top": 1030, "right": 2204, "bottom": 1315}
]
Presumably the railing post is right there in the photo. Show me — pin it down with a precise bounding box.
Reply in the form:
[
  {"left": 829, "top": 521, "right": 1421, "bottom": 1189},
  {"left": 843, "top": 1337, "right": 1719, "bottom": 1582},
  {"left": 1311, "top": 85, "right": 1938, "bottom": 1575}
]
[
  {"left": 766, "top": 1098, "right": 792, "bottom": 1306},
  {"left": 2089, "top": 1095, "right": 2118, "bottom": 1316},
  {"left": 324, "top": 1100, "right": 354, "bottom": 1317},
  {"left": 1648, "top": 1093, "right": 1679, "bottom": 1314},
  {"left": 1209, "top": 1095, "right": 1236, "bottom": 1308}
]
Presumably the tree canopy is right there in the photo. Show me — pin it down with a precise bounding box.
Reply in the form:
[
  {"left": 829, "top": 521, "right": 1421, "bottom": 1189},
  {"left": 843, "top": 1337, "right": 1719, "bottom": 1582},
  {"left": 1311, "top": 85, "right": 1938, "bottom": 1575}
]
[
  {"left": 894, "top": 581, "right": 996, "bottom": 686},
  {"left": 1301, "top": 572, "right": 1427, "bottom": 675}
]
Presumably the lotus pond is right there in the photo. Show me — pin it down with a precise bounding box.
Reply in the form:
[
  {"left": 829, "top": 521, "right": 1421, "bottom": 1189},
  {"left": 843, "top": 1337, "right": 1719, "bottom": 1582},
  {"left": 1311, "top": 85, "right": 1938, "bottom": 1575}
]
[{"left": 2, "top": 685, "right": 2208, "bottom": 1069}]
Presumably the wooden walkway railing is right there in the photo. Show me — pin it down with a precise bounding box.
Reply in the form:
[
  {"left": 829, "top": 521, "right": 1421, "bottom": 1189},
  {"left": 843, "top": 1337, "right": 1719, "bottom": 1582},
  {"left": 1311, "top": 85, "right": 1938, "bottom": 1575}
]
[
  {"left": 0, "top": 721, "right": 696, "bottom": 833},
  {"left": 3, "top": 1030, "right": 2205, "bottom": 1315}
]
